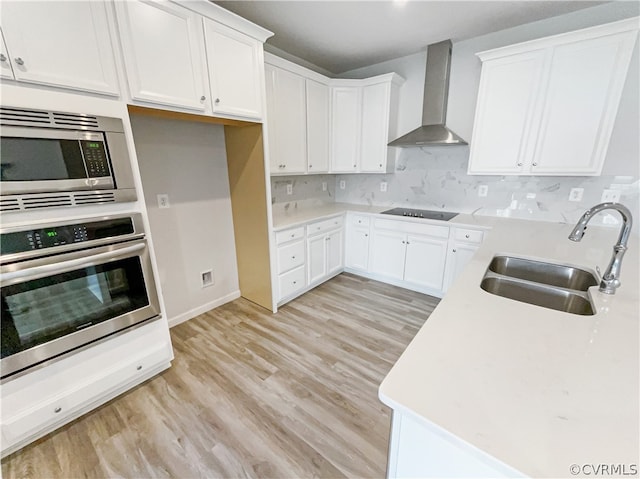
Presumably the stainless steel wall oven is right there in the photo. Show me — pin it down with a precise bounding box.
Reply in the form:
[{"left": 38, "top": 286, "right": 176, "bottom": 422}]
[
  {"left": 0, "top": 107, "right": 137, "bottom": 212},
  {"left": 0, "top": 214, "right": 160, "bottom": 379}
]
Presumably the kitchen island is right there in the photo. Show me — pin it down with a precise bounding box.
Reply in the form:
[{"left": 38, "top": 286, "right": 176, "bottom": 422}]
[{"left": 379, "top": 215, "right": 640, "bottom": 478}]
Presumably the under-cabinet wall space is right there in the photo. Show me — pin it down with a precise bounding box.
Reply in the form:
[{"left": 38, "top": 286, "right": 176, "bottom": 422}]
[{"left": 129, "top": 113, "right": 240, "bottom": 327}]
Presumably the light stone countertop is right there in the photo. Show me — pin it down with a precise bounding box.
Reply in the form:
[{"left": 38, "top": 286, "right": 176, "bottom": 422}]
[
  {"left": 272, "top": 201, "right": 639, "bottom": 476},
  {"left": 379, "top": 215, "right": 639, "bottom": 478}
]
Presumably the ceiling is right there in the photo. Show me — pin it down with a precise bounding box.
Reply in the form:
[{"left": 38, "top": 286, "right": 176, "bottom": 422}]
[{"left": 213, "top": 1, "right": 607, "bottom": 74}]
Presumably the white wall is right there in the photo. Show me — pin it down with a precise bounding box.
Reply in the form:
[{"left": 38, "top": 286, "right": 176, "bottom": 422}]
[
  {"left": 130, "top": 115, "right": 240, "bottom": 327},
  {"left": 333, "top": 2, "right": 640, "bottom": 228}
]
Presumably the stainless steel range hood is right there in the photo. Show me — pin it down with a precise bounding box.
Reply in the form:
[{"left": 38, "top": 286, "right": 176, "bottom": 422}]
[{"left": 389, "top": 40, "right": 467, "bottom": 147}]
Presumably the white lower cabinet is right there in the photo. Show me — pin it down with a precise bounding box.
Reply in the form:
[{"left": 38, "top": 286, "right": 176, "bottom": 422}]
[
  {"left": 275, "top": 226, "right": 307, "bottom": 302},
  {"left": 307, "top": 218, "right": 344, "bottom": 286},
  {"left": 345, "top": 214, "right": 371, "bottom": 272},
  {"left": 388, "top": 411, "right": 524, "bottom": 478},
  {"left": 1, "top": 321, "right": 172, "bottom": 457},
  {"left": 443, "top": 227, "right": 486, "bottom": 292},
  {"left": 369, "top": 219, "right": 449, "bottom": 294}
]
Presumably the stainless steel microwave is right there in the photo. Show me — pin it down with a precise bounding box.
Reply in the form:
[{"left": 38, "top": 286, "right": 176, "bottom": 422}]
[{"left": 0, "top": 107, "right": 137, "bottom": 212}]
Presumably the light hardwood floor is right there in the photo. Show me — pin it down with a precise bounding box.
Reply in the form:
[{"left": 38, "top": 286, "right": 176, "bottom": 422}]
[{"left": 2, "top": 273, "right": 439, "bottom": 478}]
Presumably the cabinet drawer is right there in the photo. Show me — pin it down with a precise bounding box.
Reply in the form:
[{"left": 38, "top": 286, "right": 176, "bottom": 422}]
[
  {"left": 277, "top": 240, "right": 305, "bottom": 274},
  {"left": 275, "top": 226, "right": 305, "bottom": 245},
  {"left": 278, "top": 266, "right": 306, "bottom": 300},
  {"left": 2, "top": 342, "right": 169, "bottom": 445},
  {"left": 454, "top": 228, "right": 484, "bottom": 244},
  {"left": 307, "top": 216, "right": 344, "bottom": 236},
  {"left": 374, "top": 218, "right": 449, "bottom": 238},
  {"left": 349, "top": 214, "right": 370, "bottom": 227}
]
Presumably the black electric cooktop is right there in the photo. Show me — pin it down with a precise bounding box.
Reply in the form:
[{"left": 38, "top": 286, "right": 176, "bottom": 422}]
[{"left": 381, "top": 208, "right": 459, "bottom": 221}]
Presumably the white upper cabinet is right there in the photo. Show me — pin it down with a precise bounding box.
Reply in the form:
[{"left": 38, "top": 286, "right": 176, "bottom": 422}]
[
  {"left": 306, "top": 79, "right": 330, "bottom": 173},
  {"left": 0, "top": 29, "right": 14, "bottom": 80},
  {"left": 361, "top": 81, "right": 393, "bottom": 173},
  {"left": 203, "top": 19, "right": 263, "bottom": 120},
  {"left": 0, "top": 1, "right": 119, "bottom": 95},
  {"left": 330, "top": 86, "right": 361, "bottom": 173},
  {"left": 330, "top": 74, "right": 403, "bottom": 174},
  {"left": 469, "top": 18, "right": 639, "bottom": 176},
  {"left": 115, "top": 0, "right": 209, "bottom": 111},
  {"left": 265, "top": 64, "right": 307, "bottom": 174}
]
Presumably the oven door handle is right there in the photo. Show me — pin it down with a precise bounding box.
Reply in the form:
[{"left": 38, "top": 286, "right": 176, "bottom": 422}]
[{"left": 1, "top": 242, "right": 146, "bottom": 284}]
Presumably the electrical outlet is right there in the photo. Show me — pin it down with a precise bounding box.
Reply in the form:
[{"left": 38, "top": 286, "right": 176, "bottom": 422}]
[
  {"left": 380, "top": 181, "right": 387, "bottom": 192},
  {"left": 601, "top": 189, "right": 620, "bottom": 203},
  {"left": 569, "top": 188, "right": 584, "bottom": 202},
  {"left": 157, "top": 194, "right": 170, "bottom": 209},
  {"left": 322, "top": 182, "right": 327, "bottom": 192},
  {"left": 339, "top": 180, "right": 346, "bottom": 190},
  {"left": 478, "top": 185, "right": 488, "bottom": 197},
  {"left": 286, "top": 184, "right": 293, "bottom": 195},
  {"left": 201, "top": 269, "right": 214, "bottom": 288}
]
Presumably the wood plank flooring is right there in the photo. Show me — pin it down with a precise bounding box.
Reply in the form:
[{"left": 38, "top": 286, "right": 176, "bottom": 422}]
[{"left": 2, "top": 273, "right": 439, "bottom": 478}]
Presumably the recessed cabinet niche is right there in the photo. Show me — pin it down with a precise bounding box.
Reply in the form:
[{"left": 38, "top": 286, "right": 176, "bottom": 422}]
[{"left": 468, "top": 18, "right": 638, "bottom": 176}]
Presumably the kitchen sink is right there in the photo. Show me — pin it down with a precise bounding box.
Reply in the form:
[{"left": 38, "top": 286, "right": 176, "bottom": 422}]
[
  {"left": 488, "top": 256, "right": 598, "bottom": 291},
  {"left": 480, "top": 277, "right": 595, "bottom": 316},
  {"left": 481, "top": 255, "right": 596, "bottom": 315}
]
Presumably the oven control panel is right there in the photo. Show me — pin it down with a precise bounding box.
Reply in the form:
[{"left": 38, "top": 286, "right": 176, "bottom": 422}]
[{"left": 1, "top": 217, "right": 134, "bottom": 255}]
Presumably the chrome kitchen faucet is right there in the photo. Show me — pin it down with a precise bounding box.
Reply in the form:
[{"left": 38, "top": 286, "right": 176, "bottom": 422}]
[{"left": 568, "top": 202, "right": 633, "bottom": 294}]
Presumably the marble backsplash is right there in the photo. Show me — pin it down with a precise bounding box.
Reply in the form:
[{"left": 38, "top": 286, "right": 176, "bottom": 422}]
[{"left": 271, "top": 147, "right": 639, "bottom": 231}]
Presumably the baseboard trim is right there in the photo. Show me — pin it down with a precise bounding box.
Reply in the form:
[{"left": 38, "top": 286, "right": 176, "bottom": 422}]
[{"left": 168, "top": 290, "right": 241, "bottom": 328}]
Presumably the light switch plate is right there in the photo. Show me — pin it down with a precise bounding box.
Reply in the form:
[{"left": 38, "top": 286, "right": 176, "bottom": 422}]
[
  {"left": 286, "top": 184, "right": 293, "bottom": 195},
  {"left": 380, "top": 181, "right": 387, "bottom": 192},
  {"left": 322, "top": 182, "right": 327, "bottom": 192},
  {"left": 157, "top": 194, "right": 170, "bottom": 209},
  {"left": 478, "top": 185, "right": 488, "bottom": 197},
  {"left": 339, "top": 180, "right": 346, "bottom": 190}
]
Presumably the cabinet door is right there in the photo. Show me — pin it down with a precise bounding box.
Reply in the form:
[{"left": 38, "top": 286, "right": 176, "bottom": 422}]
[
  {"left": 530, "top": 32, "right": 636, "bottom": 175},
  {"left": 330, "top": 87, "right": 361, "bottom": 172},
  {"left": 115, "top": 0, "right": 209, "bottom": 111},
  {"left": 345, "top": 225, "right": 370, "bottom": 271},
  {"left": 360, "top": 82, "right": 390, "bottom": 172},
  {"left": 369, "top": 230, "right": 406, "bottom": 281},
  {"left": 1, "top": 1, "right": 119, "bottom": 95},
  {"left": 0, "top": 29, "right": 15, "bottom": 80},
  {"left": 444, "top": 243, "right": 479, "bottom": 292},
  {"left": 404, "top": 235, "right": 448, "bottom": 291},
  {"left": 203, "top": 19, "right": 262, "bottom": 120},
  {"left": 468, "top": 50, "right": 546, "bottom": 175},
  {"left": 307, "top": 234, "right": 327, "bottom": 285},
  {"left": 306, "top": 79, "right": 330, "bottom": 173},
  {"left": 326, "top": 229, "right": 344, "bottom": 276},
  {"left": 267, "top": 66, "right": 307, "bottom": 174}
]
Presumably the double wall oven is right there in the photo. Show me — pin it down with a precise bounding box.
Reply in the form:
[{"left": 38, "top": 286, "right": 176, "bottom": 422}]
[{"left": 0, "top": 214, "right": 160, "bottom": 379}]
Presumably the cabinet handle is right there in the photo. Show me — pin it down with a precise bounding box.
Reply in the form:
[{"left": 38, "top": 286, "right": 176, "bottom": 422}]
[
  {"left": 14, "top": 57, "right": 24, "bottom": 66},
  {"left": 292, "top": 256, "right": 296, "bottom": 259},
  {"left": 465, "top": 234, "right": 470, "bottom": 238},
  {"left": 517, "top": 162, "right": 523, "bottom": 166},
  {"left": 54, "top": 407, "right": 62, "bottom": 413},
  {"left": 401, "top": 240, "right": 406, "bottom": 244},
  {"left": 379, "top": 164, "right": 382, "bottom": 167},
  {"left": 290, "top": 233, "right": 295, "bottom": 237},
  {"left": 215, "top": 98, "right": 220, "bottom": 104},
  {"left": 293, "top": 280, "right": 297, "bottom": 285},
  {"left": 0, "top": 54, "right": 6, "bottom": 62},
  {"left": 532, "top": 162, "right": 538, "bottom": 167},
  {"left": 353, "top": 164, "right": 357, "bottom": 168},
  {"left": 200, "top": 95, "right": 206, "bottom": 101},
  {"left": 365, "top": 234, "right": 368, "bottom": 237},
  {"left": 136, "top": 365, "right": 143, "bottom": 371},
  {"left": 453, "top": 249, "right": 457, "bottom": 253},
  {"left": 309, "top": 164, "right": 313, "bottom": 168},
  {"left": 326, "top": 237, "right": 330, "bottom": 241}
]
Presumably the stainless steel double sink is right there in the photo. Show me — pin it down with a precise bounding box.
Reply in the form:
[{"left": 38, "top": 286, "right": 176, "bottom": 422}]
[{"left": 480, "top": 256, "right": 598, "bottom": 315}]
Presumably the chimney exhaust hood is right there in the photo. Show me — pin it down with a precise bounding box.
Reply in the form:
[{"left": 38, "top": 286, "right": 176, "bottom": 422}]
[{"left": 388, "top": 40, "right": 467, "bottom": 147}]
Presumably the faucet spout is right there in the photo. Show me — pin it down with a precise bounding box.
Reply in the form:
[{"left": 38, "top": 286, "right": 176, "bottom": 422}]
[{"left": 568, "top": 202, "right": 633, "bottom": 294}]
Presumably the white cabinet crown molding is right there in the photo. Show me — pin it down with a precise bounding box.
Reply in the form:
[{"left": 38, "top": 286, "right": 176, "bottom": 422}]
[
  {"left": 264, "top": 51, "right": 330, "bottom": 85},
  {"left": 170, "top": 0, "right": 273, "bottom": 42},
  {"left": 476, "top": 16, "right": 639, "bottom": 61}
]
